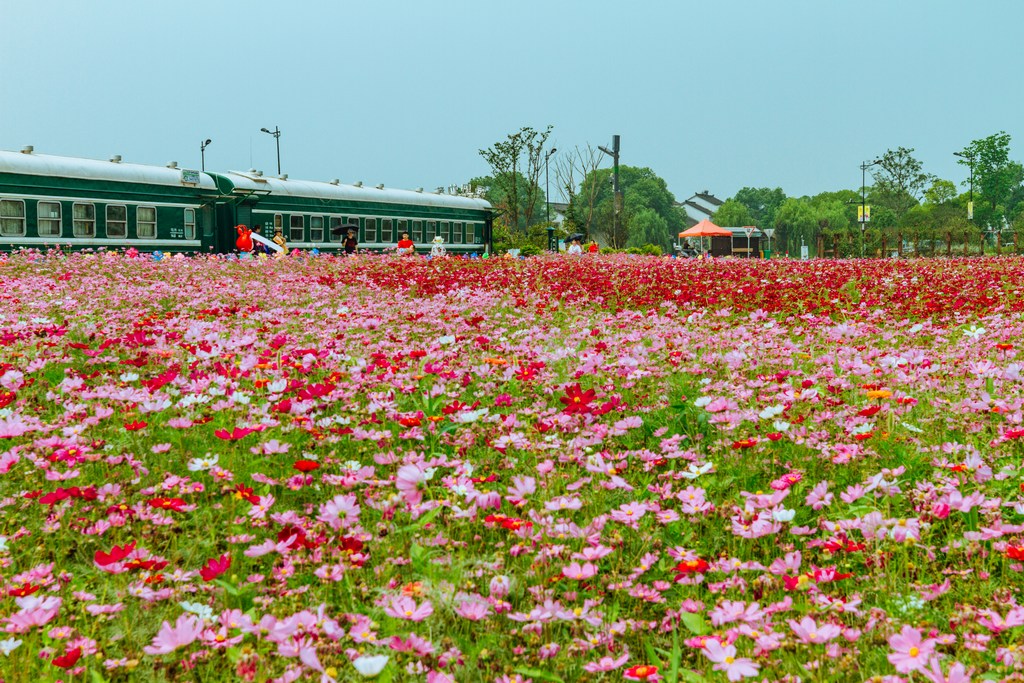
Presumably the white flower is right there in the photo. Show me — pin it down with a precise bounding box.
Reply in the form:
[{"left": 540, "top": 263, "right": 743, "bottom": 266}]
[
  {"left": 267, "top": 379, "right": 288, "bottom": 393},
  {"left": 759, "top": 405, "right": 785, "bottom": 420},
  {"left": 908, "top": 323, "right": 923, "bottom": 335},
  {"left": 963, "top": 325, "right": 986, "bottom": 340},
  {"left": 694, "top": 396, "right": 712, "bottom": 408},
  {"left": 0, "top": 536, "right": 7, "bottom": 552},
  {"left": 773, "top": 420, "right": 791, "bottom": 432},
  {"left": 901, "top": 422, "right": 924, "bottom": 434},
  {"left": 772, "top": 508, "right": 796, "bottom": 523},
  {"left": 438, "top": 335, "right": 456, "bottom": 346},
  {"left": 452, "top": 408, "right": 488, "bottom": 424},
  {"left": 0, "top": 637, "right": 22, "bottom": 656},
  {"left": 187, "top": 453, "right": 219, "bottom": 471},
  {"left": 699, "top": 378, "right": 712, "bottom": 385},
  {"left": 179, "top": 601, "right": 214, "bottom": 621},
  {"left": 680, "top": 462, "right": 714, "bottom": 480},
  {"left": 119, "top": 372, "right": 140, "bottom": 383},
  {"left": 849, "top": 423, "right": 874, "bottom": 436},
  {"left": 352, "top": 655, "right": 389, "bottom": 677}
]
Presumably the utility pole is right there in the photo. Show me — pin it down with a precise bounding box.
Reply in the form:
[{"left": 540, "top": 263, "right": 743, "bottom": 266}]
[{"left": 599, "top": 135, "right": 621, "bottom": 245}]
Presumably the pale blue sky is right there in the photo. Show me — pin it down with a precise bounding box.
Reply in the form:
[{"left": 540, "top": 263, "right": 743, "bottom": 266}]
[{"left": 3, "top": 0, "right": 1021, "bottom": 203}]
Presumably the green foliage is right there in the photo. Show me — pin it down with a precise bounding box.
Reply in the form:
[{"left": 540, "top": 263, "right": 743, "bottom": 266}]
[
  {"left": 924, "top": 178, "right": 958, "bottom": 205},
  {"left": 626, "top": 208, "right": 670, "bottom": 250},
  {"left": 731, "top": 187, "right": 787, "bottom": 230},
  {"left": 957, "top": 131, "right": 1024, "bottom": 227},
  {"left": 711, "top": 199, "right": 754, "bottom": 228},
  {"left": 478, "top": 126, "right": 554, "bottom": 232},
  {"left": 569, "top": 165, "right": 684, "bottom": 249},
  {"left": 872, "top": 146, "right": 932, "bottom": 220}
]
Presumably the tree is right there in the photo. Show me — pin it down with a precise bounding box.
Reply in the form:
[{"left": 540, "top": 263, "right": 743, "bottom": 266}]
[
  {"left": 478, "top": 126, "right": 554, "bottom": 233},
  {"left": 773, "top": 198, "right": 817, "bottom": 255},
  {"left": 626, "top": 208, "right": 669, "bottom": 250},
  {"left": 872, "top": 147, "right": 932, "bottom": 220},
  {"left": 957, "top": 131, "right": 1024, "bottom": 227},
  {"left": 554, "top": 145, "right": 604, "bottom": 236},
  {"left": 711, "top": 199, "right": 754, "bottom": 227},
  {"left": 569, "top": 165, "right": 684, "bottom": 249},
  {"left": 470, "top": 174, "right": 544, "bottom": 231},
  {"left": 923, "top": 178, "right": 957, "bottom": 205},
  {"left": 732, "top": 187, "right": 787, "bottom": 230}
]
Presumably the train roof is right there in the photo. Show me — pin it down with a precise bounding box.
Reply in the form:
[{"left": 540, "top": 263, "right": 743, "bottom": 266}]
[
  {"left": 214, "top": 171, "right": 492, "bottom": 211},
  {"left": 0, "top": 149, "right": 219, "bottom": 190}
]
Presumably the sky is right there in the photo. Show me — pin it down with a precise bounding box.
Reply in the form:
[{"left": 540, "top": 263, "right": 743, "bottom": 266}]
[{"left": 3, "top": 0, "right": 1022, "bottom": 205}]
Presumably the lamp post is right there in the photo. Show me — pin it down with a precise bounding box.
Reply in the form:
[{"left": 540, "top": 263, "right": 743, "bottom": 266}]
[
  {"left": 858, "top": 158, "right": 882, "bottom": 257},
  {"left": 260, "top": 126, "right": 281, "bottom": 175},
  {"left": 545, "top": 147, "right": 557, "bottom": 223},
  {"left": 953, "top": 151, "right": 975, "bottom": 221},
  {"left": 598, "top": 135, "right": 621, "bottom": 244},
  {"left": 200, "top": 139, "right": 212, "bottom": 172}
]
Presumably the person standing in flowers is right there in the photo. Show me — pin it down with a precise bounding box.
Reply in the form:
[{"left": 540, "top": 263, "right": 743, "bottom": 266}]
[
  {"left": 430, "top": 236, "right": 446, "bottom": 258},
  {"left": 588, "top": 240, "right": 599, "bottom": 254},
  {"left": 344, "top": 227, "right": 358, "bottom": 255},
  {"left": 272, "top": 228, "right": 288, "bottom": 258},
  {"left": 567, "top": 238, "right": 583, "bottom": 255},
  {"left": 396, "top": 232, "right": 415, "bottom": 256}
]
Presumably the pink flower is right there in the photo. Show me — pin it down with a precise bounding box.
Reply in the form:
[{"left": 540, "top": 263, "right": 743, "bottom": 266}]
[
  {"left": 396, "top": 463, "right": 430, "bottom": 505},
  {"left": 787, "top": 616, "right": 841, "bottom": 644},
  {"left": 582, "top": 653, "right": 629, "bottom": 672},
  {"left": 562, "top": 561, "right": 598, "bottom": 581},
  {"left": 317, "top": 493, "right": 360, "bottom": 530},
  {"left": 921, "top": 657, "right": 972, "bottom": 683},
  {"left": 384, "top": 595, "right": 434, "bottom": 622},
  {"left": 702, "top": 640, "right": 760, "bottom": 681},
  {"left": 143, "top": 613, "right": 204, "bottom": 655},
  {"left": 454, "top": 600, "right": 491, "bottom": 621},
  {"left": 887, "top": 625, "right": 936, "bottom": 673}
]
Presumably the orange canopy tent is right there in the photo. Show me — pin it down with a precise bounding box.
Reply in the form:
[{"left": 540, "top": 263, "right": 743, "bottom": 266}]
[
  {"left": 679, "top": 220, "right": 732, "bottom": 238},
  {"left": 679, "top": 219, "right": 732, "bottom": 256}
]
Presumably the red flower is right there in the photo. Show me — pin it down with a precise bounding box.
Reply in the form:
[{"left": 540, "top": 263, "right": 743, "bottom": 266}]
[
  {"left": 94, "top": 541, "right": 137, "bottom": 566},
  {"left": 624, "top": 664, "right": 659, "bottom": 681},
  {"left": 52, "top": 647, "right": 82, "bottom": 669},
  {"left": 1007, "top": 545, "right": 1024, "bottom": 561},
  {"left": 215, "top": 426, "right": 261, "bottom": 441},
  {"left": 858, "top": 405, "right": 881, "bottom": 417},
  {"left": 124, "top": 558, "right": 168, "bottom": 572},
  {"left": 293, "top": 459, "right": 320, "bottom": 473},
  {"left": 147, "top": 496, "right": 187, "bottom": 512},
  {"left": 123, "top": 420, "right": 148, "bottom": 431},
  {"left": 8, "top": 584, "right": 41, "bottom": 597},
  {"left": 731, "top": 438, "right": 758, "bottom": 449},
  {"left": 674, "top": 558, "right": 709, "bottom": 580},
  {"left": 559, "top": 383, "right": 596, "bottom": 415},
  {"left": 199, "top": 553, "right": 231, "bottom": 581}
]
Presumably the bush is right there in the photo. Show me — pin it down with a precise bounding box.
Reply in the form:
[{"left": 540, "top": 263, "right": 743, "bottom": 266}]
[
  {"left": 625, "top": 247, "right": 644, "bottom": 255},
  {"left": 640, "top": 244, "right": 663, "bottom": 256},
  {"left": 520, "top": 243, "right": 542, "bottom": 257},
  {"left": 599, "top": 247, "right": 618, "bottom": 255}
]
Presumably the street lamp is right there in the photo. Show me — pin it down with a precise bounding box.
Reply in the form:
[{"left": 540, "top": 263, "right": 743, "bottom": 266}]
[
  {"left": 260, "top": 126, "right": 282, "bottom": 175},
  {"left": 545, "top": 148, "right": 557, "bottom": 223},
  {"left": 200, "top": 139, "right": 212, "bottom": 172},
  {"left": 953, "top": 151, "right": 975, "bottom": 221},
  {"left": 598, "top": 135, "right": 621, "bottom": 243},
  {"left": 858, "top": 158, "right": 882, "bottom": 257}
]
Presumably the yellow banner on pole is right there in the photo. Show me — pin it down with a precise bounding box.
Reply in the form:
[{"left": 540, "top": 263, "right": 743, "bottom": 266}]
[
  {"left": 967, "top": 201, "right": 974, "bottom": 220},
  {"left": 858, "top": 205, "right": 871, "bottom": 223}
]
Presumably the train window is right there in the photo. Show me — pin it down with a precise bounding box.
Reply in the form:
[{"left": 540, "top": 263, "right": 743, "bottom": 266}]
[
  {"left": 73, "top": 203, "right": 96, "bottom": 237},
  {"left": 381, "top": 218, "right": 393, "bottom": 243},
  {"left": 397, "top": 219, "right": 408, "bottom": 241},
  {"left": 290, "top": 215, "right": 304, "bottom": 242},
  {"left": 439, "top": 221, "right": 450, "bottom": 242},
  {"left": 412, "top": 220, "right": 422, "bottom": 242},
  {"left": 0, "top": 199, "right": 26, "bottom": 237},
  {"left": 137, "top": 206, "right": 157, "bottom": 238},
  {"left": 310, "top": 216, "right": 324, "bottom": 242},
  {"left": 38, "top": 201, "right": 61, "bottom": 237},
  {"left": 184, "top": 209, "right": 196, "bottom": 240},
  {"left": 454, "top": 222, "right": 464, "bottom": 243},
  {"left": 329, "top": 217, "right": 344, "bottom": 242},
  {"left": 274, "top": 214, "right": 283, "bottom": 232},
  {"left": 427, "top": 221, "right": 436, "bottom": 239},
  {"left": 106, "top": 205, "right": 127, "bottom": 238},
  {"left": 365, "top": 218, "right": 377, "bottom": 242}
]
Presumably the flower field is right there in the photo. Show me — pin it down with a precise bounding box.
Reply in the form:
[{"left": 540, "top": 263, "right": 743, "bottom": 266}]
[{"left": 2, "top": 252, "right": 1024, "bottom": 683}]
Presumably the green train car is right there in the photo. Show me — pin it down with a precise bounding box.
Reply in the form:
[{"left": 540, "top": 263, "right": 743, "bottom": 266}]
[{"left": 0, "top": 148, "right": 493, "bottom": 255}]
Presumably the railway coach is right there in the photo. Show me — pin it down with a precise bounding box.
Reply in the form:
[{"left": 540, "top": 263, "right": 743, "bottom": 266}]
[{"left": 0, "top": 148, "right": 493, "bottom": 255}]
